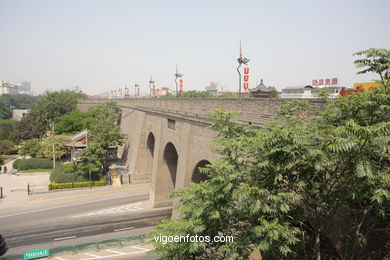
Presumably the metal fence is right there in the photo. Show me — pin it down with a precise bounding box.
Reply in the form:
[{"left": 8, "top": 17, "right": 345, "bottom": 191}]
[
  {"left": 120, "top": 174, "right": 131, "bottom": 185},
  {"left": 0, "top": 235, "right": 145, "bottom": 260}
]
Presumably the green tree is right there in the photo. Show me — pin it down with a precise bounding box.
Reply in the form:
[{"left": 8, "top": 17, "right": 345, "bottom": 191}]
[
  {"left": 150, "top": 86, "right": 389, "bottom": 259},
  {"left": 55, "top": 109, "right": 94, "bottom": 134},
  {"left": 0, "top": 119, "right": 21, "bottom": 143},
  {"left": 38, "top": 135, "right": 70, "bottom": 160},
  {"left": 0, "top": 140, "right": 14, "bottom": 155},
  {"left": 18, "top": 139, "right": 42, "bottom": 157},
  {"left": 268, "top": 86, "right": 279, "bottom": 98},
  {"left": 18, "top": 114, "right": 46, "bottom": 140},
  {"left": 217, "top": 93, "right": 239, "bottom": 98},
  {"left": 179, "top": 90, "right": 212, "bottom": 98},
  {"left": 79, "top": 102, "right": 125, "bottom": 170},
  {"left": 30, "top": 90, "right": 78, "bottom": 167},
  {"left": 0, "top": 96, "right": 12, "bottom": 119},
  {"left": 1, "top": 94, "right": 41, "bottom": 109},
  {"left": 354, "top": 48, "right": 390, "bottom": 86}
]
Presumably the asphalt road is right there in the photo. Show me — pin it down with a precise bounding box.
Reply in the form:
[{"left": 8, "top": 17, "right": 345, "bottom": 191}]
[{"left": 0, "top": 186, "right": 171, "bottom": 255}]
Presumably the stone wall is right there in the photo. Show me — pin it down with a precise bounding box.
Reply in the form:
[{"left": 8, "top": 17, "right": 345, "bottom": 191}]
[{"left": 77, "top": 97, "right": 325, "bottom": 208}]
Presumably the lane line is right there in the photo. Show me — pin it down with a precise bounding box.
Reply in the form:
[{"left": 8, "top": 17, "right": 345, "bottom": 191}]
[
  {"left": 78, "top": 249, "right": 151, "bottom": 260},
  {"left": 28, "top": 186, "right": 150, "bottom": 204},
  {"left": 55, "top": 257, "right": 67, "bottom": 260},
  {"left": 84, "top": 252, "right": 100, "bottom": 257},
  {"left": 114, "top": 227, "right": 134, "bottom": 232},
  {"left": 54, "top": 236, "right": 77, "bottom": 241},
  {"left": 0, "top": 195, "right": 148, "bottom": 219},
  {"left": 105, "top": 249, "right": 126, "bottom": 255},
  {"left": 131, "top": 245, "right": 150, "bottom": 252}
]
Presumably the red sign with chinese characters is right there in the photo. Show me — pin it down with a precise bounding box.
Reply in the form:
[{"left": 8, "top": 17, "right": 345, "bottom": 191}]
[
  {"left": 179, "top": 79, "right": 183, "bottom": 93},
  {"left": 243, "top": 67, "right": 249, "bottom": 89},
  {"left": 312, "top": 78, "right": 339, "bottom": 86}
]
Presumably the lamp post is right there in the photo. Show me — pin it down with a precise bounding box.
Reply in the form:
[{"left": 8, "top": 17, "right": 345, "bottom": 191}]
[
  {"left": 237, "top": 42, "right": 250, "bottom": 98},
  {"left": 134, "top": 83, "right": 139, "bottom": 98},
  {"left": 149, "top": 75, "right": 155, "bottom": 97},
  {"left": 174, "top": 64, "right": 183, "bottom": 97}
]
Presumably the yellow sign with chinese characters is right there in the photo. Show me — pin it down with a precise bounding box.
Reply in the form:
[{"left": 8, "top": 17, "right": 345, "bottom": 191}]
[{"left": 353, "top": 82, "right": 383, "bottom": 91}]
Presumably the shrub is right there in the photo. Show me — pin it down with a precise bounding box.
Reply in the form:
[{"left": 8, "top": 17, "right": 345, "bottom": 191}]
[
  {"left": 0, "top": 157, "right": 4, "bottom": 165},
  {"left": 50, "top": 163, "right": 103, "bottom": 183},
  {"left": 48, "top": 178, "right": 106, "bottom": 190},
  {"left": 12, "top": 158, "right": 53, "bottom": 170}
]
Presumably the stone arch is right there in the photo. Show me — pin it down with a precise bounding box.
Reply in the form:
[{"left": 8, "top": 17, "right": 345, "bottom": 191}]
[
  {"left": 153, "top": 142, "right": 179, "bottom": 207},
  {"left": 163, "top": 142, "right": 178, "bottom": 187},
  {"left": 191, "top": 160, "right": 211, "bottom": 183},
  {"left": 146, "top": 132, "right": 155, "bottom": 158},
  {"left": 143, "top": 132, "right": 155, "bottom": 177}
]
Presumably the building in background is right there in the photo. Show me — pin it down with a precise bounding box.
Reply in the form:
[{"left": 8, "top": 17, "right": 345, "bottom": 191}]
[
  {"left": 19, "top": 81, "right": 31, "bottom": 94},
  {"left": 248, "top": 79, "right": 274, "bottom": 97},
  {"left": 12, "top": 109, "right": 29, "bottom": 121},
  {"left": 281, "top": 78, "right": 345, "bottom": 98},
  {"left": 156, "top": 87, "right": 172, "bottom": 97},
  {"left": 281, "top": 85, "right": 343, "bottom": 99},
  {"left": 0, "top": 81, "right": 19, "bottom": 95},
  {"left": 205, "top": 82, "right": 224, "bottom": 95},
  {"left": 353, "top": 82, "right": 383, "bottom": 91}
]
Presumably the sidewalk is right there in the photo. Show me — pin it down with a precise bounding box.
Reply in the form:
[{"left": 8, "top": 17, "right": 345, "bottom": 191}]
[{"left": 0, "top": 172, "right": 50, "bottom": 209}]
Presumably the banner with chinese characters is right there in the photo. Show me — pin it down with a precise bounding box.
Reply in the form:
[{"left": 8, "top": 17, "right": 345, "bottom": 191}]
[{"left": 312, "top": 78, "right": 338, "bottom": 86}]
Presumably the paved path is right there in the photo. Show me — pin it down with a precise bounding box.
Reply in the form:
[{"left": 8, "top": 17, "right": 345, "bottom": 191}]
[{"left": 0, "top": 172, "right": 50, "bottom": 208}]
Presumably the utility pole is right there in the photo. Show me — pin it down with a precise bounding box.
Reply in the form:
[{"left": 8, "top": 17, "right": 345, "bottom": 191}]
[{"left": 51, "top": 122, "right": 56, "bottom": 168}]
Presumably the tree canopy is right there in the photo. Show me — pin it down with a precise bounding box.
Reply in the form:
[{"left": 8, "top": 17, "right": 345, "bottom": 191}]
[
  {"left": 30, "top": 90, "right": 78, "bottom": 129},
  {"left": 79, "top": 102, "right": 125, "bottom": 168},
  {"left": 354, "top": 48, "right": 390, "bottom": 86},
  {"left": 0, "top": 96, "right": 12, "bottom": 119},
  {"left": 150, "top": 85, "right": 390, "bottom": 259}
]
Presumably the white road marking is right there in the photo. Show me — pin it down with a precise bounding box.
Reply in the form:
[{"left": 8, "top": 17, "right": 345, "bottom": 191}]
[
  {"left": 77, "top": 248, "right": 151, "bottom": 260},
  {"left": 54, "top": 236, "right": 77, "bottom": 241},
  {"left": 105, "top": 249, "right": 126, "bottom": 255},
  {"left": 0, "top": 195, "right": 141, "bottom": 219},
  {"left": 53, "top": 247, "right": 151, "bottom": 260},
  {"left": 73, "top": 202, "right": 144, "bottom": 218},
  {"left": 114, "top": 227, "right": 134, "bottom": 232},
  {"left": 131, "top": 245, "right": 150, "bottom": 252}
]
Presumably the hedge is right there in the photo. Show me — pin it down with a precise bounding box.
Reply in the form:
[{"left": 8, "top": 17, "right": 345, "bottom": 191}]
[
  {"left": 50, "top": 163, "right": 103, "bottom": 183},
  {"left": 13, "top": 158, "right": 53, "bottom": 170},
  {"left": 48, "top": 178, "right": 106, "bottom": 190}
]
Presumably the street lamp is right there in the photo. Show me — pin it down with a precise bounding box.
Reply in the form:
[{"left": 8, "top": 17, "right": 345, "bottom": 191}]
[
  {"left": 237, "top": 41, "right": 250, "bottom": 98},
  {"left": 134, "top": 83, "right": 139, "bottom": 98},
  {"left": 174, "top": 65, "right": 183, "bottom": 97},
  {"left": 149, "top": 75, "right": 155, "bottom": 97}
]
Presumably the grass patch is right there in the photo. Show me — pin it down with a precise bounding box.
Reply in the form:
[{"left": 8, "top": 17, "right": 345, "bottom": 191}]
[{"left": 20, "top": 168, "right": 52, "bottom": 173}]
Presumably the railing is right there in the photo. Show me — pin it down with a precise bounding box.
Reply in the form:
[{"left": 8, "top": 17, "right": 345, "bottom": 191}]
[
  {"left": 120, "top": 174, "right": 131, "bottom": 185},
  {"left": 0, "top": 235, "right": 145, "bottom": 260}
]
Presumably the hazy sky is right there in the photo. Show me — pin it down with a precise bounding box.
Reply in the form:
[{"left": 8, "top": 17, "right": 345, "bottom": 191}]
[{"left": 1, "top": 0, "right": 389, "bottom": 95}]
